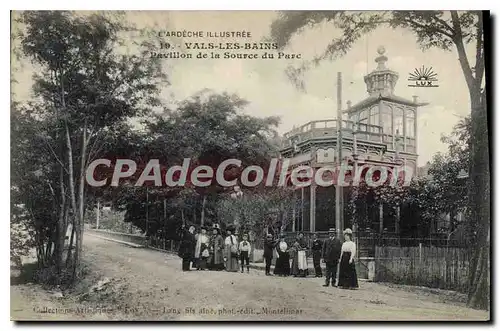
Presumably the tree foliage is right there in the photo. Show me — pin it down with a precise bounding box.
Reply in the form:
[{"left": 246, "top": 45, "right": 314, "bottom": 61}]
[
  {"left": 12, "top": 11, "right": 167, "bottom": 284},
  {"left": 107, "top": 91, "right": 282, "bottom": 235}
]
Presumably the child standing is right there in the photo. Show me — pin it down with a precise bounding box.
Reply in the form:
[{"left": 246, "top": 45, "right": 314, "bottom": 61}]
[{"left": 239, "top": 234, "right": 251, "bottom": 273}]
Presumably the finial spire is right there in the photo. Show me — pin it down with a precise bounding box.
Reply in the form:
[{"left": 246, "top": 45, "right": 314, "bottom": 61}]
[
  {"left": 375, "top": 45, "right": 388, "bottom": 70},
  {"left": 364, "top": 47, "right": 398, "bottom": 97}
]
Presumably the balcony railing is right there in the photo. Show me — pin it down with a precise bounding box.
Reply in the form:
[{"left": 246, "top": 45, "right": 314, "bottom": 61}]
[{"left": 282, "top": 119, "right": 384, "bottom": 149}]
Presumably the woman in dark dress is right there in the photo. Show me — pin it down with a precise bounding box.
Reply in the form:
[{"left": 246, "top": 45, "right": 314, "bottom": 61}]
[
  {"left": 290, "top": 239, "right": 300, "bottom": 277},
  {"left": 274, "top": 236, "right": 290, "bottom": 276},
  {"left": 209, "top": 227, "right": 225, "bottom": 270},
  {"left": 178, "top": 225, "right": 196, "bottom": 271},
  {"left": 338, "top": 228, "right": 359, "bottom": 289}
]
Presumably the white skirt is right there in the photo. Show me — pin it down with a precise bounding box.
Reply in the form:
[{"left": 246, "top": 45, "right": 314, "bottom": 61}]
[{"left": 298, "top": 250, "right": 308, "bottom": 270}]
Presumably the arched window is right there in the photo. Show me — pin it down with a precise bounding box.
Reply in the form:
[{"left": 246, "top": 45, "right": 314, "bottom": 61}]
[
  {"left": 369, "top": 106, "right": 380, "bottom": 128},
  {"left": 394, "top": 107, "right": 404, "bottom": 136},
  {"left": 406, "top": 109, "right": 415, "bottom": 138},
  {"left": 380, "top": 105, "right": 392, "bottom": 135},
  {"left": 359, "top": 109, "right": 369, "bottom": 124}
]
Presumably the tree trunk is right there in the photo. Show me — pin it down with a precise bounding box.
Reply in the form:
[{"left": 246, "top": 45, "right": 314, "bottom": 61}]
[
  {"left": 54, "top": 165, "right": 66, "bottom": 274},
  {"left": 450, "top": 12, "right": 489, "bottom": 309},
  {"left": 64, "top": 121, "right": 78, "bottom": 274},
  {"left": 74, "top": 119, "right": 88, "bottom": 274},
  {"left": 467, "top": 92, "right": 490, "bottom": 310},
  {"left": 66, "top": 221, "right": 76, "bottom": 266},
  {"left": 200, "top": 195, "right": 207, "bottom": 226}
]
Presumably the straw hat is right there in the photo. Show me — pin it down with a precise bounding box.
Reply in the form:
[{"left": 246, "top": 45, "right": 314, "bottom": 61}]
[{"left": 343, "top": 228, "right": 353, "bottom": 235}]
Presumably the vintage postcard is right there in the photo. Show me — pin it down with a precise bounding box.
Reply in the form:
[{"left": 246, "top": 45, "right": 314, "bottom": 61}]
[{"left": 10, "top": 10, "right": 490, "bottom": 321}]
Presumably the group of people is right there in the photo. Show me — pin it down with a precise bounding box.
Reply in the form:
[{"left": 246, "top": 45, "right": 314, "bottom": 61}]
[
  {"left": 263, "top": 228, "right": 359, "bottom": 289},
  {"left": 177, "top": 224, "right": 252, "bottom": 273},
  {"left": 177, "top": 224, "right": 358, "bottom": 289}
]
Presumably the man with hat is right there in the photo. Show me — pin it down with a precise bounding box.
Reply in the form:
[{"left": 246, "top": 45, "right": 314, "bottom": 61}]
[
  {"left": 311, "top": 233, "right": 323, "bottom": 277},
  {"left": 263, "top": 233, "right": 277, "bottom": 276},
  {"left": 321, "top": 228, "right": 342, "bottom": 287},
  {"left": 178, "top": 224, "right": 196, "bottom": 271}
]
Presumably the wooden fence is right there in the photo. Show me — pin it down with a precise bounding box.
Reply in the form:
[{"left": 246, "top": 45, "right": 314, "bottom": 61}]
[
  {"left": 147, "top": 234, "right": 180, "bottom": 252},
  {"left": 86, "top": 228, "right": 147, "bottom": 246},
  {"left": 375, "top": 245, "right": 471, "bottom": 292}
]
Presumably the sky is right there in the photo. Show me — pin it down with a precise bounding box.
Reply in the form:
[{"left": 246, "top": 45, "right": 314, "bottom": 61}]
[{"left": 11, "top": 11, "right": 476, "bottom": 166}]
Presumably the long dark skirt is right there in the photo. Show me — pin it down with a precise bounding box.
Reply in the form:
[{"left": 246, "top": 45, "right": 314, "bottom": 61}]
[
  {"left": 274, "top": 252, "right": 290, "bottom": 276},
  {"left": 197, "top": 257, "right": 208, "bottom": 270},
  {"left": 208, "top": 257, "right": 225, "bottom": 271},
  {"left": 182, "top": 258, "right": 191, "bottom": 271},
  {"left": 338, "top": 252, "right": 358, "bottom": 288}
]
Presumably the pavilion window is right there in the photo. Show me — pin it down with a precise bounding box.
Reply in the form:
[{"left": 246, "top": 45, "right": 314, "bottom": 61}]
[
  {"left": 369, "top": 106, "right": 379, "bottom": 132},
  {"left": 380, "top": 105, "right": 392, "bottom": 135},
  {"left": 359, "top": 109, "right": 369, "bottom": 125},
  {"left": 394, "top": 107, "right": 404, "bottom": 136},
  {"left": 406, "top": 109, "right": 415, "bottom": 138}
]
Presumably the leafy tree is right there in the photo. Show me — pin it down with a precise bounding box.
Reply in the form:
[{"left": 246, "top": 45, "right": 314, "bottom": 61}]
[
  {"left": 11, "top": 202, "right": 36, "bottom": 269},
  {"left": 106, "top": 91, "right": 282, "bottom": 236},
  {"left": 13, "top": 11, "right": 167, "bottom": 282},
  {"left": 270, "top": 11, "right": 488, "bottom": 309},
  {"left": 216, "top": 186, "right": 295, "bottom": 247},
  {"left": 11, "top": 103, "right": 66, "bottom": 277},
  {"left": 348, "top": 117, "right": 471, "bottom": 242}
]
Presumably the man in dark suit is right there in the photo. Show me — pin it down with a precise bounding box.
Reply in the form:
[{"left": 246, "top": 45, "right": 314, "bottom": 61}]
[
  {"left": 321, "top": 228, "right": 342, "bottom": 287},
  {"left": 263, "top": 234, "right": 276, "bottom": 276},
  {"left": 311, "top": 233, "right": 323, "bottom": 277},
  {"left": 178, "top": 225, "right": 196, "bottom": 271}
]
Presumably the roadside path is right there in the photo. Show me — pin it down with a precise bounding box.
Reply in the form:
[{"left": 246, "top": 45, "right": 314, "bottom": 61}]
[{"left": 11, "top": 234, "right": 489, "bottom": 321}]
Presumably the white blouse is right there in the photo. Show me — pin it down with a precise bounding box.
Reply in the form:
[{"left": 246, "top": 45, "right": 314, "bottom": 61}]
[
  {"left": 197, "top": 234, "right": 209, "bottom": 244},
  {"left": 225, "top": 235, "right": 237, "bottom": 246},
  {"left": 341, "top": 241, "right": 356, "bottom": 258},
  {"left": 239, "top": 241, "right": 251, "bottom": 252}
]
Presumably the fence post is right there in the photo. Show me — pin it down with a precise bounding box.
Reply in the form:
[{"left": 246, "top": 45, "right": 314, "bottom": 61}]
[{"left": 419, "top": 242, "right": 422, "bottom": 265}]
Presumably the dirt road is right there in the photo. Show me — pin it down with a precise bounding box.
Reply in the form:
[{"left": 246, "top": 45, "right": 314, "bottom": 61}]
[{"left": 11, "top": 234, "right": 489, "bottom": 321}]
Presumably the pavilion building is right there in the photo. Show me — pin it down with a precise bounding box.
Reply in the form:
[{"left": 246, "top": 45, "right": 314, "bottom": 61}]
[{"left": 279, "top": 47, "right": 427, "bottom": 238}]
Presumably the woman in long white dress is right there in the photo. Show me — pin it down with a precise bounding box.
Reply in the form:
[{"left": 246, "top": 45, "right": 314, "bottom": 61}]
[
  {"left": 224, "top": 228, "right": 239, "bottom": 272},
  {"left": 338, "top": 228, "right": 359, "bottom": 289},
  {"left": 291, "top": 233, "right": 308, "bottom": 277}
]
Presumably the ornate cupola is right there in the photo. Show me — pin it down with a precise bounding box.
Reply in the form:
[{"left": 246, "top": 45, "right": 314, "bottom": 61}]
[{"left": 363, "top": 46, "right": 399, "bottom": 97}]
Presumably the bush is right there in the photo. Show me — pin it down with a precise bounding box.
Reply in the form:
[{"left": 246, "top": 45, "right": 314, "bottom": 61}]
[{"left": 10, "top": 217, "right": 35, "bottom": 269}]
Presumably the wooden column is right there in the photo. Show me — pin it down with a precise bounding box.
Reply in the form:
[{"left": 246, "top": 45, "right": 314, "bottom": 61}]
[
  {"left": 395, "top": 205, "right": 400, "bottom": 234},
  {"left": 301, "top": 187, "right": 305, "bottom": 232},
  {"left": 379, "top": 203, "right": 384, "bottom": 233},
  {"left": 310, "top": 182, "right": 316, "bottom": 232},
  {"left": 413, "top": 97, "right": 419, "bottom": 156},
  {"left": 391, "top": 105, "right": 395, "bottom": 150},
  {"left": 403, "top": 107, "right": 407, "bottom": 152},
  {"left": 378, "top": 102, "right": 383, "bottom": 143}
]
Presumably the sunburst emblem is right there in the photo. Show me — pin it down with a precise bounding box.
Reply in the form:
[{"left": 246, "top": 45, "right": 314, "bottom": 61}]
[{"left": 408, "top": 66, "right": 438, "bottom": 81}]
